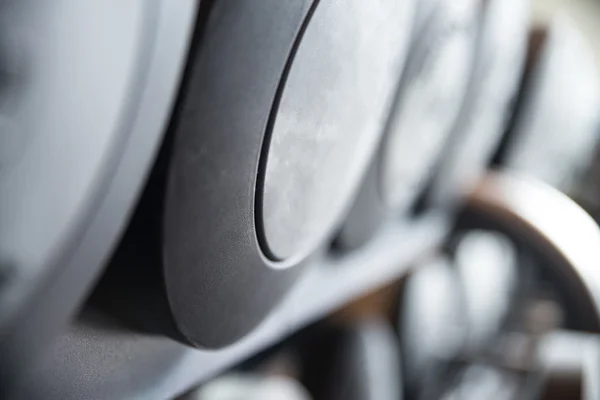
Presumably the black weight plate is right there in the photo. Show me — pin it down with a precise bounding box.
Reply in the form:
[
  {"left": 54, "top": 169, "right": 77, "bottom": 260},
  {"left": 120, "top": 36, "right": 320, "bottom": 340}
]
[
  {"left": 162, "top": 0, "right": 314, "bottom": 349},
  {"left": 162, "top": 0, "right": 414, "bottom": 347}
]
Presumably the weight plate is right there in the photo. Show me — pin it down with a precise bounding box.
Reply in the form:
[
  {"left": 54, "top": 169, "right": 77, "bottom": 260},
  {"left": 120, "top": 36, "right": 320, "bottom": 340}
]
[
  {"left": 429, "top": 0, "right": 529, "bottom": 206},
  {"left": 116, "top": 0, "right": 416, "bottom": 348},
  {"left": 380, "top": 0, "right": 478, "bottom": 213},
  {"left": 337, "top": 0, "right": 479, "bottom": 250}
]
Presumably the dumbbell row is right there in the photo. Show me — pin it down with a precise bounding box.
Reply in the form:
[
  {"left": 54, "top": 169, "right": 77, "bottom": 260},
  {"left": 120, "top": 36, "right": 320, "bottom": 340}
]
[{"left": 3, "top": 0, "right": 600, "bottom": 398}]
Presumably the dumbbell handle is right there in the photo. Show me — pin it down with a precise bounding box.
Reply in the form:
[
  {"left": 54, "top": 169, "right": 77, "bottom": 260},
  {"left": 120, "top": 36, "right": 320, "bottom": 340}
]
[{"left": 462, "top": 171, "right": 600, "bottom": 333}]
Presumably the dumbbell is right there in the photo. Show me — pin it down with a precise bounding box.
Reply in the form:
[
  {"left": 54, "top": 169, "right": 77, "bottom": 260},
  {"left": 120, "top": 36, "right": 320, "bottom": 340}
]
[{"left": 93, "top": 0, "right": 416, "bottom": 349}]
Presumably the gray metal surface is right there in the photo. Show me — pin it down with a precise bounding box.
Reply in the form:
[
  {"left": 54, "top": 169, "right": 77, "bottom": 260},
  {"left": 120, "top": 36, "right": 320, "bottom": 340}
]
[
  {"left": 336, "top": 0, "right": 479, "bottom": 250},
  {"left": 380, "top": 0, "right": 478, "bottom": 213},
  {"left": 429, "top": 0, "right": 529, "bottom": 207},
  {"left": 260, "top": 0, "right": 414, "bottom": 262},
  {"left": 335, "top": 162, "right": 387, "bottom": 250}
]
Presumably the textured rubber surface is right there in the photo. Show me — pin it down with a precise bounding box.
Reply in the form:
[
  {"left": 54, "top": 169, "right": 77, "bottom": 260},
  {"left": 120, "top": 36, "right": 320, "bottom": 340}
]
[
  {"left": 154, "top": 0, "right": 415, "bottom": 347},
  {"left": 161, "top": 0, "right": 314, "bottom": 348}
]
